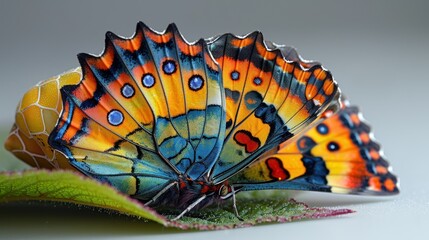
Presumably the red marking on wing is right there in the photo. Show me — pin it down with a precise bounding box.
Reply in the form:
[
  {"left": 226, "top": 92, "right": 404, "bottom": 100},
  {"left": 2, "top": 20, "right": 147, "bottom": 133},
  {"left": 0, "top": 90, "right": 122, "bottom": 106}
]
[
  {"left": 369, "top": 177, "right": 382, "bottom": 191},
  {"left": 266, "top": 157, "right": 290, "bottom": 181},
  {"left": 233, "top": 130, "right": 261, "bottom": 153},
  {"left": 370, "top": 149, "right": 380, "bottom": 160},
  {"left": 384, "top": 178, "right": 396, "bottom": 192}
]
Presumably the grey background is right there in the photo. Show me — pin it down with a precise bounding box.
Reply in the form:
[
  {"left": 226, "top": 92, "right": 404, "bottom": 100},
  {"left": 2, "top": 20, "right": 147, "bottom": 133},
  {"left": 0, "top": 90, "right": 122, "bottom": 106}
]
[{"left": 0, "top": 0, "right": 428, "bottom": 239}]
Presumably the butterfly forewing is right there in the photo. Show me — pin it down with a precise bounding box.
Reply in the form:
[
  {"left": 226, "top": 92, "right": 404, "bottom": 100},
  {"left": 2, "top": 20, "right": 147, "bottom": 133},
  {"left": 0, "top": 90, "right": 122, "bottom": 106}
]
[
  {"left": 48, "top": 23, "right": 226, "bottom": 202},
  {"left": 207, "top": 32, "right": 340, "bottom": 184}
]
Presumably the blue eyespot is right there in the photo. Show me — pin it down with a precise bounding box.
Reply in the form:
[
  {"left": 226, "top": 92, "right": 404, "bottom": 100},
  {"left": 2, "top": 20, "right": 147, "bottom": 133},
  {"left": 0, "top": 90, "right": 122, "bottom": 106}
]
[
  {"left": 189, "top": 75, "right": 204, "bottom": 91},
  {"left": 316, "top": 123, "right": 329, "bottom": 135},
  {"left": 163, "top": 60, "right": 176, "bottom": 75},
  {"left": 108, "top": 110, "right": 124, "bottom": 126},
  {"left": 253, "top": 77, "right": 262, "bottom": 85},
  {"left": 231, "top": 71, "right": 240, "bottom": 80},
  {"left": 121, "top": 84, "right": 135, "bottom": 98},
  {"left": 142, "top": 74, "right": 155, "bottom": 88},
  {"left": 327, "top": 141, "right": 340, "bottom": 152}
]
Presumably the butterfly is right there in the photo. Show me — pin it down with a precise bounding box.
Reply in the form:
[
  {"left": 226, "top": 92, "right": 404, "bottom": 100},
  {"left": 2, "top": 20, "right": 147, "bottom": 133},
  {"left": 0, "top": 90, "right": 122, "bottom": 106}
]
[{"left": 4, "top": 22, "right": 399, "bottom": 220}]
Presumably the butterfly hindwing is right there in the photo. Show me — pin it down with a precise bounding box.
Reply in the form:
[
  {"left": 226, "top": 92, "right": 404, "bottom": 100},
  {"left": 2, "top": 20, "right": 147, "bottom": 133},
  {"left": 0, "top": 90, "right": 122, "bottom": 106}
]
[
  {"left": 207, "top": 32, "right": 340, "bottom": 183},
  {"left": 230, "top": 99, "right": 399, "bottom": 195}
]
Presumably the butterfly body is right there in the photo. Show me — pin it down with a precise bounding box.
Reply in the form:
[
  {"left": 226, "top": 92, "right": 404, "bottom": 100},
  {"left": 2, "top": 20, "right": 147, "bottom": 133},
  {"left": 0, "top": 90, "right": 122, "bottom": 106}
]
[
  {"left": 4, "top": 22, "right": 398, "bottom": 217},
  {"left": 148, "top": 177, "right": 230, "bottom": 211}
]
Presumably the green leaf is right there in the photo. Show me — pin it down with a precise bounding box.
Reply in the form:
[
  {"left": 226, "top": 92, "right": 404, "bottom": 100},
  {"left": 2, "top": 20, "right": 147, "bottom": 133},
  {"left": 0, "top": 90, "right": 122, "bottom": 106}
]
[
  {"left": 0, "top": 169, "right": 353, "bottom": 230},
  {"left": 0, "top": 170, "right": 166, "bottom": 224}
]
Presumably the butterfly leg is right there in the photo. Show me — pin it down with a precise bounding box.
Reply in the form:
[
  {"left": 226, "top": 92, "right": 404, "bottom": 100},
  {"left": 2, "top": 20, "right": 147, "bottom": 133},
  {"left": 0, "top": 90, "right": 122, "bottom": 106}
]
[
  {"left": 172, "top": 195, "right": 208, "bottom": 221},
  {"left": 144, "top": 181, "right": 178, "bottom": 207},
  {"left": 231, "top": 186, "right": 243, "bottom": 221}
]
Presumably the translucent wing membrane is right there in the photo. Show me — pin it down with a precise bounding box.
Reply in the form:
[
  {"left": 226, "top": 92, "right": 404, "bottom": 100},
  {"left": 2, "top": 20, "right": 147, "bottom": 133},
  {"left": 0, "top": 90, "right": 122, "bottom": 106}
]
[
  {"left": 48, "top": 23, "right": 225, "bottom": 199},
  {"left": 231, "top": 99, "right": 399, "bottom": 195},
  {"left": 207, "top": 32, "right": 340, "bottom": 183}
]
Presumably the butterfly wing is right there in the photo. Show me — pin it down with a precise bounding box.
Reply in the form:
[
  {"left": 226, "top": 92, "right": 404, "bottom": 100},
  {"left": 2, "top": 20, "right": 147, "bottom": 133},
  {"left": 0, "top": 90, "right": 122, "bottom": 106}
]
[
  {"left": 49, "top": 23, "right": 225, "bottom": 199},
  {"left": 230, "top": 99, "right": 399, "bottom": 195},
  {"left": 106, "top": 23, "right": 225, "bottom": 179},
  {"left": 207, "top": 32, "right": 340, "bottom": 184}
]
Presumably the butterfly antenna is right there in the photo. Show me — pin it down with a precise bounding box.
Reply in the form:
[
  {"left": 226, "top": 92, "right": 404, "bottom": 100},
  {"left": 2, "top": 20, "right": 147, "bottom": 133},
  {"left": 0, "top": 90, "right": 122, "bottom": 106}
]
[
  {"left": 172, "top": 195, "right": 207, "bottom": 221},
  {"left": 144, "top": 181, "right": 178, "bottom": 207},
  {"left": 231, "top": 185, "right": 244, "bottom": 221}
]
